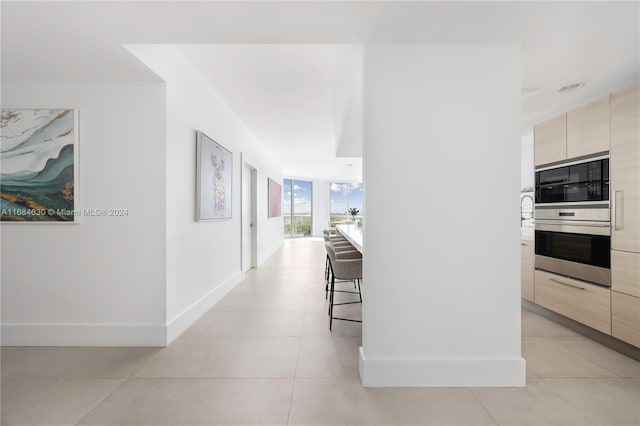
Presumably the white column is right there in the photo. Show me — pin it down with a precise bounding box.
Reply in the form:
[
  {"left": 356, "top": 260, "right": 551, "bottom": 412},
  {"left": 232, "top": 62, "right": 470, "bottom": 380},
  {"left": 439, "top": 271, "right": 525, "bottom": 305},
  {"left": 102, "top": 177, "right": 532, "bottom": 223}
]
[
  {"left": 312, "top": 180, "right": 331, "bottom": 237},
  {"left": 360, "top": 44, "right": 525, "bottom": 387}
]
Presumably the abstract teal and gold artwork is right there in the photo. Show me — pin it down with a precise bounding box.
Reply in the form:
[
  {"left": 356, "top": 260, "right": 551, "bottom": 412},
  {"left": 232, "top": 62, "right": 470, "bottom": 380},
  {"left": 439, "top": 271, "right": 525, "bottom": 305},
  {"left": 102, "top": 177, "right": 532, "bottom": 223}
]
[{"left": 1, "top": 109, "right": 77, "bottom": 222}]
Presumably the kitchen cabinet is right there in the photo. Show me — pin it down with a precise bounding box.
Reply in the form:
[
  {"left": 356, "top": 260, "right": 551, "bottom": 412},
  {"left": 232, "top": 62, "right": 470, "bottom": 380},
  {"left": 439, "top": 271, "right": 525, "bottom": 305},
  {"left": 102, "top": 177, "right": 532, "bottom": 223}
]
[
  {"left": 567, "top": 97, "right": 611, "bottom": 159},
  {"left": 534, "top": 113, "right": 566, "bottom": 166},
  {"left": 534, "top": 270, "right": 611, "bottom": 334},
  {"left": 612, "top": 291, "right": 640, "bottom": 347},
  {"left": 521, "top": 240, "right": 534, "bottom": 302},
  {"left": 612, "top": 250, "right": 640, "bottom": 298},
  {"left": 610, "top": 85, "right": 640, "bottom": 254},
  {"left": 531, "top": 85, "right": 640, "bottom": 349},
  {"left": 610, "top": 85, "right": 640, "bottom": 349},
  {"left": 535, "top": 97, "right": 611, "bottom": 167}
]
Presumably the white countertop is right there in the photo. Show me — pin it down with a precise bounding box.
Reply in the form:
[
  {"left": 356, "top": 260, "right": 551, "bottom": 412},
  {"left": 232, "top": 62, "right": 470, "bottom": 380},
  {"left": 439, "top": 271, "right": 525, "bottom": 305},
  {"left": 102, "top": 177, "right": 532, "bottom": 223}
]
[{"left": 336, "top": 223, "right": 363, "bottom": 253}]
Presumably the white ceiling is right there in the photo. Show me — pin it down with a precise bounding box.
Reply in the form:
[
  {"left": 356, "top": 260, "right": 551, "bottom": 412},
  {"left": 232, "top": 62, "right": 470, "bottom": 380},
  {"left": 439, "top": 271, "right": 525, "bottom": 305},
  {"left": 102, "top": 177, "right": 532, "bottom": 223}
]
[
  {"left": 2, "top": 1, "right": 638, "bottom": 181},
  {"left": 180, "top": 44, "right": 364, "bottom": 180}
]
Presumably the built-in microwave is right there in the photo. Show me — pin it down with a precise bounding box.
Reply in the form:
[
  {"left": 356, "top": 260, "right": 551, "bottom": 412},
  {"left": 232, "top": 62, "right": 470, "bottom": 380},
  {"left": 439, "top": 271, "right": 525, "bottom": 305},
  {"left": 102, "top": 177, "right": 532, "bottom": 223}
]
[{"left": 535, "top": 156, "right": 609, "bottom": 205}]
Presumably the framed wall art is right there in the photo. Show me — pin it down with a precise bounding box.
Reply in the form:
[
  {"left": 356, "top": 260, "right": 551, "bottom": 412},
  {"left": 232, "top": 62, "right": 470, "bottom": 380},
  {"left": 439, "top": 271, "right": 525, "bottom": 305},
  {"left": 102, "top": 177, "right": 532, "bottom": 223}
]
[
  {"left": 268, "top": 178, "right": 282, "bottom": 218},
  {"left": 196, "top": 131, "right": 232, "bottom": 221},
  {"left": 1, "top": 109, "right": 78, "bottom": 223}
]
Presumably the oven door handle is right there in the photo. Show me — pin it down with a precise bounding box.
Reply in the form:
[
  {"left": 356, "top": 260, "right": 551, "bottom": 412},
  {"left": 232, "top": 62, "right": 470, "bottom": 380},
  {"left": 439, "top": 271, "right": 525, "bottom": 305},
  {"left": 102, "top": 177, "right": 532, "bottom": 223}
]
[
  {"left": 549, "top": 277, "right": 585, "bottom": 290},
  {"left": 534, "top": 220, "right": 612, "bottom": 236},
  {"left": 536, "top": 220, "right": 610, "bottom": 227}
]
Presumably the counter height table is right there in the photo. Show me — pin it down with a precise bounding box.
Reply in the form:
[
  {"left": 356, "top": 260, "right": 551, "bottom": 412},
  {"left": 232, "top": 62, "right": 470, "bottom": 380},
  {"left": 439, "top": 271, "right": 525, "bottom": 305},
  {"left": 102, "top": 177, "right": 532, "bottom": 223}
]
[{"left": 335, "top": 223, "right": 363, "bottom": 253}]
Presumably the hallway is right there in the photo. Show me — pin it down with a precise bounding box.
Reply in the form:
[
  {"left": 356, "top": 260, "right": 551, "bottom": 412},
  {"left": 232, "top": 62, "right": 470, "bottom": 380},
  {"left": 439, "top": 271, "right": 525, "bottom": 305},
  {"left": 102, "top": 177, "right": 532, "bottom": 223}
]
[{"left": 1, "top": 239, "right": 639, "bottom": 425}]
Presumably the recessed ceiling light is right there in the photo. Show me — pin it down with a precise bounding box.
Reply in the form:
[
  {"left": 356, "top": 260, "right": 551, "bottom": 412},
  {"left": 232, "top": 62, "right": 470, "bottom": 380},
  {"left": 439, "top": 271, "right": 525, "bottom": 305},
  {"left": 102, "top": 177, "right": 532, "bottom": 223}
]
[
  {"left": 558, "top": 82, "right": 586, "bottom": 93},
  {"left": 345, "top": 163, "right": 353, "bottom": 167}
]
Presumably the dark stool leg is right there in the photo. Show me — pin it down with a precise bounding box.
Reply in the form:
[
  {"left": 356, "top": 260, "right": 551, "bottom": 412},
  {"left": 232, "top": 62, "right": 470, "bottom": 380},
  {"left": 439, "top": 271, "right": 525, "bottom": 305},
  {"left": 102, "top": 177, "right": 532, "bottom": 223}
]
[
  {"left": 329, "top": 273, "right": 335, "bottom": 330},
  {"left": 325, "top": 255, "right": 329, "bottom": 281},
  {"left": 325, "top": 255, "right": 330, "bottom": 299}
]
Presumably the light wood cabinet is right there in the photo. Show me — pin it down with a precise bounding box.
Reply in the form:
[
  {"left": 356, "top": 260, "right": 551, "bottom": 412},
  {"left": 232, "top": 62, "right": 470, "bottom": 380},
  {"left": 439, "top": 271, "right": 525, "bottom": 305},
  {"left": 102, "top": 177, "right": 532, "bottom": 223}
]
[
  {"left": 531, "top": 86, "right": 639, "bottom": 344},
  {"left": 534, "top": 270, "right": 611, "bottom": 334},
  {"left": 567, "top": 97, "right": 611, "bottom": 159},
  {"left": 521, "top": 240, "right": 534, "bottom": 302},
  {"left": 534, "top": 114, "right": 566, "bottom": 166},
  {"left": 610, "top": 85, "right": 640, "bottom": 349},
  {"left": 611, "top": 85, "right": 640, "bottom": 254},
  {"left": 612, "top": 250, "right": 640, "bottom": 298},
  {"left": 612, "top": 291, "right": 640, "bottom": 348}
]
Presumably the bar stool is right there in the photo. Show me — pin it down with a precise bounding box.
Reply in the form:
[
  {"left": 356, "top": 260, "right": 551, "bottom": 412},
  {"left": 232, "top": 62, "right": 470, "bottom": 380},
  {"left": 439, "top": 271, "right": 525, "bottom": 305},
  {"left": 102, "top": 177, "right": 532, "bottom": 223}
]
[
  {"left": 325, "top": 243, "right": 362, "bottom": 330},
  {"left": 324, "top": 242, "right": 360, "bottom": 299},
  {"left": 323, "top": 238, "right": 360, "bottom": 296},
  {"left": 323, "top": 229, "right": 347, "bottom": 243},
  {"left": 323, "top": 232, "right": 353, "bottom": 285}
]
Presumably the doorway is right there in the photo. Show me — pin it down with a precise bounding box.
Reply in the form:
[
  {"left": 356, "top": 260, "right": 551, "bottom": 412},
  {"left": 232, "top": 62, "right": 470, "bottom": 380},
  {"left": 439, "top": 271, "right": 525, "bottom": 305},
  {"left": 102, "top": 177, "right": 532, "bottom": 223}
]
[{"left": 242, "top": 160, "right": 258, "bottom": 272}]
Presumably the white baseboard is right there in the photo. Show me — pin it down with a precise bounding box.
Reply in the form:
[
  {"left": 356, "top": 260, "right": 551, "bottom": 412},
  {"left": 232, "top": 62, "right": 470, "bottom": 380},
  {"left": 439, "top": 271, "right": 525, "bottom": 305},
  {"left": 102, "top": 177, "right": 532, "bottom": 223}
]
[
  {"left": 165, "top": 270, "right": 245, "bottom": 344},
  {"left": 359, "top": 347, "right": 526, "bottom": 387},
  {"left": 1, "top": 323, "right": 167, "bottom": 347},
  {"left": 257, "top": 239, "right": 284, "bottom": 265},
  {"left": 1, "top": 271, "right": 245, "bottom": 347}
]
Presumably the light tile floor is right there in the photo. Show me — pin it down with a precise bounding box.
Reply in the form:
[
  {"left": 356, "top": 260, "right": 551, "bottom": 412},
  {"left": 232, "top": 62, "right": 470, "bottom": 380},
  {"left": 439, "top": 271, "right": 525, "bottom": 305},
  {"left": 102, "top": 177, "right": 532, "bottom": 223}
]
[{"left": 2, "top": 238, "right": 639, "bottom": 425}]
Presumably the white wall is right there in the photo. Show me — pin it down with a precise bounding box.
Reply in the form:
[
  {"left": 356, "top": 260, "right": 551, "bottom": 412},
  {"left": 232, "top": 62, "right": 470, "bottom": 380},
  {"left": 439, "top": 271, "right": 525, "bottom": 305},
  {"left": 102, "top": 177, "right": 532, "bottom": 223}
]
[
  {"left": 360, "top": 45, "right": 525, "bottom": 387},
  {"left": 312, "top": 180, "right": 331, "bottom": 237},
  {"left": 1, "top": 81, "right": 167, "bottom": 346},
  {"left": 1, "top": 51, "right": 285, "bottom": 346},
  {"left": 521, "top": 130, "right": 534, "bottom": 189},
  {"left": 127, "top": 46, "right": 284, "bottom": 342}
]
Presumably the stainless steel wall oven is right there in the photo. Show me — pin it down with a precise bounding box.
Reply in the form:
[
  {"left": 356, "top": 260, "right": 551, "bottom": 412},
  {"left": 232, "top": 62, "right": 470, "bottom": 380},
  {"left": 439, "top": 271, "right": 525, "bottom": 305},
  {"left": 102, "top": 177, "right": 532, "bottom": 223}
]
[{"left": 534, "top": 155, "right": 611, "bottom": 287}]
